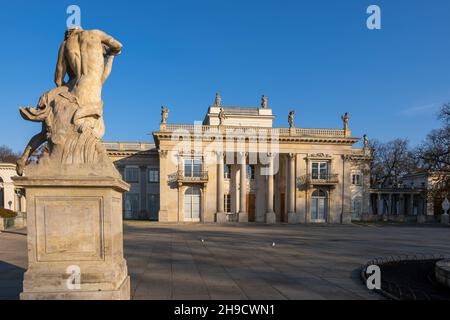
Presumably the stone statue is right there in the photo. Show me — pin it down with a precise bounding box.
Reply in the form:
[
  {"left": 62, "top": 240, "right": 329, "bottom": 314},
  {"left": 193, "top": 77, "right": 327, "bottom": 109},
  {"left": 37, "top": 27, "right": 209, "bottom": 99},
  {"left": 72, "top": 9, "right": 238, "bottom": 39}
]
[
  {"left": 341, "top": 112, "right": 349, "bottom": 131},
  {"left": 161, "top": 106, "right": 169, "bottom": 124},
  {"left": 218, "top": 108, "right": 227, "bottom": 125},
  {"left": 363, "top": 134, "right": 369, "bottom": 148},
  {"left": 215, "top": 92, "right": 221, "bottom": 107},
  {"left": 261, "top": 95, "right": 268, "bottom": 108},
  {"left": 288, "top": 111, "right": 295, "bottom": 128},
  {"left": 443, "top": 198, "right": 450, "bottom": 216},
  {"left": 16, "top": 27, "right": 123, "bottom": 177}
]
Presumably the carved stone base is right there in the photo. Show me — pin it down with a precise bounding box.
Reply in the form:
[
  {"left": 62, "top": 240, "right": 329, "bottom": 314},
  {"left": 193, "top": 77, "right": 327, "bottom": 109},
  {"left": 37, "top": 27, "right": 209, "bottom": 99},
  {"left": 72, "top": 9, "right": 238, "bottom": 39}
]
[
  {"left": 216, "top": 212, "right": 228, "bottom": 224},
  {"left": 287, "top": 212, "right": 298, "bottom": 224},
  {"left": 441, "top": 214, "right": 449, "bottom": 225},
  {"left": 12, "top": 176, "right": 130, "bottom": 300},
  {"left": 341, "top": 212, "right": 352, "bottom": 224},
  {"left": 238, "top": 212, "right": 248, "bottom": 223},
  {"left": 417, "top": 215, "right": 427, "bottom": 223},
  {"left": 265, "top": 212, "right": 276, "bottom": 224}
]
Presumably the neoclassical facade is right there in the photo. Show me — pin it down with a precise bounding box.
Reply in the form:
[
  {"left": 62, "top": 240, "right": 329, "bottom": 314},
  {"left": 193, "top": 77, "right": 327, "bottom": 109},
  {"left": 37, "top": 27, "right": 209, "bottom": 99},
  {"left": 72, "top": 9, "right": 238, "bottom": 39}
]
[
  {"left": 106, "top": 104, "right": 372, "bottom": 224},
  {"left": 0, "top": 163, "right": 26, "bottom": 213}
]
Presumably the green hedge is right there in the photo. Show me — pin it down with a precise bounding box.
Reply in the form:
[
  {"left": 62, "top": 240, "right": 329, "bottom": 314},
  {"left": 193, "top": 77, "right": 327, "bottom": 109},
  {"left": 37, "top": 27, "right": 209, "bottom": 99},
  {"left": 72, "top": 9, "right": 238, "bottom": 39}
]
[{"left": 0, "top": 208, "right": 17, "bottom": 218}]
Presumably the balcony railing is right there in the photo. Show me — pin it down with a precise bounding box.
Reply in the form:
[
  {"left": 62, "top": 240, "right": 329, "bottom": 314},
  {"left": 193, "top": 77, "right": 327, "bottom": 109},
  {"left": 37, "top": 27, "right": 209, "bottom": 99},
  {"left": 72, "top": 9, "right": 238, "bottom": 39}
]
[
  {"left": 160, "top": 124, "right": 348, "bottom": 138},
  {"left": 169, "top": 171, "right": 209, "bottom": 184},
  {"left": 298, "top": 174, "right": 339, "bottom": 186}
]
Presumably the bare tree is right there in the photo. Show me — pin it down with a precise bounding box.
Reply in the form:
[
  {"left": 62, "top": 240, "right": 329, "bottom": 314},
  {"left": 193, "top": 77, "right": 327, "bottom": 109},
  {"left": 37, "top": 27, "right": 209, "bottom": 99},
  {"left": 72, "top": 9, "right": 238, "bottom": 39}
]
[
  {"left": 369, "top": 139, "right": 418, "bottom": 188},
  {"left": 0, "top": 145, "right": 20, "bottom": 164},
  {"left": 416, "top": 104, "right": 450, "bottom": 197}
]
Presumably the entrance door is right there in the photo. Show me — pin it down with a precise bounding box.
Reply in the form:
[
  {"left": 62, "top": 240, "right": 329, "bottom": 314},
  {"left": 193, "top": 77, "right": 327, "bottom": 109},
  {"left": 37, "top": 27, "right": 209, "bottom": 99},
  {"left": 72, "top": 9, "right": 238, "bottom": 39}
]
[
  {"left": 311, "top": 189, "right": 327, "bottom": 223},
  {"left": 184, "top": 187, "right": 201, "bottom": 222},
  {"left": 247, "top": 194, "right": 256, "bottom": 222},
  {"left": 280, "top": 193, "right": 286, "bottom": 222}
]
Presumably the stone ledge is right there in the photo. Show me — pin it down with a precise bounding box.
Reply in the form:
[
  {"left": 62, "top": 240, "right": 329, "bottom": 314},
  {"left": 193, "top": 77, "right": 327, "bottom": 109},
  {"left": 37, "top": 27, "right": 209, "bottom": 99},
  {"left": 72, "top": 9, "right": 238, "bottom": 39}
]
[
  {"left": 12, "top": 176, "right": 130, "bottom": 193},
  {"left": 435, "top": 260, "right": 450, "bottom": 289}
]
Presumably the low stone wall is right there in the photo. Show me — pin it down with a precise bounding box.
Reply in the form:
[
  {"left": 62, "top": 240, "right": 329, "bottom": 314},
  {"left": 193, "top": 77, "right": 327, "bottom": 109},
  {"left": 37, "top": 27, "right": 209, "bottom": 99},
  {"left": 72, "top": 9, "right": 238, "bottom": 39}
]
[
  {"left": 435, "top": 260, "right": 450, "bottom": 289},
  {"left": 0, "top": 212, "right": 27, "bottom": 231},
  {"left": 356, "top": 214, "right": 437, "bottom": 223}
]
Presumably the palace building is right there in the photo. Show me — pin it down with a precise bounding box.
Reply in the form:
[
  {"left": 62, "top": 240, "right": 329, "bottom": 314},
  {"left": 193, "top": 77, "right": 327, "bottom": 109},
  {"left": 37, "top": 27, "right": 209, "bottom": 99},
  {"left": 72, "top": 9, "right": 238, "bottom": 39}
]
[{"left": 105, "top": 100, "right": 373, "bottom": 224}]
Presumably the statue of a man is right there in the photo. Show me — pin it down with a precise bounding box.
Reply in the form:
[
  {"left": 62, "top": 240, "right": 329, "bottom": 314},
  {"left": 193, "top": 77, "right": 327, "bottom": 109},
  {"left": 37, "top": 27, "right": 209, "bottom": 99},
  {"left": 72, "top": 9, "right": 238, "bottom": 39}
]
[
  {"left": 17, "top": 27, "right": 123, "bottom": 176},
  {"left": 363, "top": 134, "right": 369, "bottom": 148},
  {"left": 261, "top": 95, "right": 268, "bottom": 108},
  {"left": 161, "top": 106, "right": 169, "bottom": 124},
  {"left": 60, "top": 27, "right": 123, "bottom": 139},
  {"left": 341, "top": 112, "right": 349, "bottom": 131},
  {"left": 288, "top": 111, "right": 295, "bottom": 128},
  {"left": 215, "top": 93, "right": 221, "bottom": 107},
  {"left": 218, "top": 108, "right": 227, "bottom": 125}
]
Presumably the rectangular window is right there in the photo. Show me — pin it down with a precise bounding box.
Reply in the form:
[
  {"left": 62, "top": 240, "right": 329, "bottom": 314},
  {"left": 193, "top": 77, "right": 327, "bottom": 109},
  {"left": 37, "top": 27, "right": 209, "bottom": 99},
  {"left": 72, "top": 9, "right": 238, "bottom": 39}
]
[
  {"left": 224, "top": 165, "right": 231, "bottom": 180},
  {"left": 352, "top": 174, "right": 362, "bottom": 186},
  {"left": 125, "top": 167, "right": 139, "bottom": 183},
  {"left": 311, "top": 162, "right": 328, "bottom": 179},
  {"left": 184, "top": 158, "right": 203, "bottom": 177},
  {"left": 147, "top": 194, "right": 160, "bottom": 221},
  {"left": 148, "top": 168, "right": 159, "bottom": 183},
  {"left": 124, "top": 193, "right": 139, "bottom": 219},
  {"left": 247, "top": 165, "right": 255, "bottom": 180},
  {"left": 224, "top": 194, "right": 231, "bottom": 213}
]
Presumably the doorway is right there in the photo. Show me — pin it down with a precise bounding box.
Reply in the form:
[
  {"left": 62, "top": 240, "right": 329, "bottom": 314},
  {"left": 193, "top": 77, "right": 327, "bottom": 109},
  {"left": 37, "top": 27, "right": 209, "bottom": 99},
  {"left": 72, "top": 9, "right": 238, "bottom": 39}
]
[{"left": 184, "top": 187, "right": 201, "bottom": 222}]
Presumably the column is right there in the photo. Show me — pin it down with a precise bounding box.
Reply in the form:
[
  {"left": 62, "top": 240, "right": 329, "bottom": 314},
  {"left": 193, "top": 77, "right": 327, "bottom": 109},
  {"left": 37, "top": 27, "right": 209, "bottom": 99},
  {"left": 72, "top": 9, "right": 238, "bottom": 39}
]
[
  {"left": 238, "top": 152, "right": 248, "bottom": 222},
  {"left": 266, "top": 153, "right": 276, "bottom": 224},
  {"left": 139, "top": 165, "right": 148, "bottom": 219},
  {"left": 216, "top": 152, "right": 227, "bottom": 223},
  {"left": 387, "top": 193, "right": 392, "bottom": 215},
  {"left": 158, "top": 150, "right": 169, "bottom": 222},
  {"left": 377, "top": 193, "right": 383, "bottom": 216},
  {"left": 287, "top": 153, "right": 297, "bottom": 223},
  {"left": 409, "top": 194, "right": 415, "bottom": 216}
]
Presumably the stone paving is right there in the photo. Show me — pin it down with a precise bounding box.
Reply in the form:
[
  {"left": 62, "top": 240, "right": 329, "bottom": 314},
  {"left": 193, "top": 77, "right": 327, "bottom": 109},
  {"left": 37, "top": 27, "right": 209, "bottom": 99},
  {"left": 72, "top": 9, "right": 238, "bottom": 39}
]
[{"left": 1, "top": 222, "right": 449, "bottom": 300}]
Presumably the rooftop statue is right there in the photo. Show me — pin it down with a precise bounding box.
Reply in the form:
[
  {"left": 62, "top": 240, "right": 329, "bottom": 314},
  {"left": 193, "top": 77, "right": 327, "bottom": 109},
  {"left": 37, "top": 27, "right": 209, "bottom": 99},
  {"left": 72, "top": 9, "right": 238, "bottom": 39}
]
[
  {"left": 218, "top": 108, "right": 227, "bottom": 125},
  {"left": 215, "top": 92, "right": 221, "bottom": 107},
  {"left": 161, "top": 106, "right": 170, "bottom": 124},
  {"left": 261, "top": 95, "right": 268, "bottom": 108},
  {"left": 363, "top": 134, "right": 369, "bottom": 148},
  {"left": 16, "top": 27, "right": 123, "bottom": 177},
  {"left": 341, "top": 112, "right": 350, "bottom": 131},
  {"left": 288, "top": 111, "right": 295, "bottom": 128}
]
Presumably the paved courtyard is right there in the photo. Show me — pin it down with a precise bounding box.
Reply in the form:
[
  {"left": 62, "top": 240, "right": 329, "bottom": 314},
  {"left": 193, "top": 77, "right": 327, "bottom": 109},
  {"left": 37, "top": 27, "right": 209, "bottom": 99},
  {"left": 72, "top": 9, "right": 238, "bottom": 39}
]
[{"left": 1, "top": 222, "right": 449, "bottom": 300}]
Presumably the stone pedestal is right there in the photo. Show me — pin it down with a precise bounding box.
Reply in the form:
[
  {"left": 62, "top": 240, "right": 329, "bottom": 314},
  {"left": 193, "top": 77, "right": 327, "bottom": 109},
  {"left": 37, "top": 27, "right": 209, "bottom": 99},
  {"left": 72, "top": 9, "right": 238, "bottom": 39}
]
[
  {"left": 265, "top": 212, "right": 276, "bottom": 224},
  {"left": 287, "top": 212, "right": 299, "bottom": 224},
  {"left": 417, "top": 215, "right": 427, "bottom": 223},
  {"left": 216, "top": 212, "right": 228, "bottom": 224},
  {"left": 435, "top": 260, "right": 450, "bottom": 289},
  {"left": 341, "top": 212, "right": 352, "bottom": 224},
  {"left": 441, "top": 214, "right": 449, "bottom": 225},
  {"left": 238, "top": 212, "right": 248, "bottom": 223},
  {"left": 13, "top": 176, "right": 130, "bottom": 300}
]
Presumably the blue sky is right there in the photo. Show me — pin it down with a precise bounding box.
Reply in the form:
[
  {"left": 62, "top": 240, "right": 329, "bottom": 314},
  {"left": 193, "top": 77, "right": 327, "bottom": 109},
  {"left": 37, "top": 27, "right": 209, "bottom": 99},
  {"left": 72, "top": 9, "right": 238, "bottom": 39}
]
[{"left": 1, "top": 0, "right": 450, "bottom": 152}]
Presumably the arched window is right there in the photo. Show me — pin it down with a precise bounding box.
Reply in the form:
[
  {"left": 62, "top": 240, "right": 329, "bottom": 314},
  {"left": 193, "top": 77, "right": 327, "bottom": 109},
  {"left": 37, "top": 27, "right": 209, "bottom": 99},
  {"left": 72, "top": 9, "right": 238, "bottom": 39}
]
[{"left": 311, "top": 189, "right": 327, "bottom": 222}]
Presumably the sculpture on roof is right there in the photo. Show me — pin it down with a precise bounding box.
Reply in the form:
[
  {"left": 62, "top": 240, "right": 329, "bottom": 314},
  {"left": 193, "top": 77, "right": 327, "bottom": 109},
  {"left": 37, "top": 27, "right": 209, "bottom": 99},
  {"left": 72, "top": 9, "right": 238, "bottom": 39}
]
[
  {"left": 288, "top": 111, "right": 295, "bottom": 128},
  {"left": 363, "top": 134, "right": 369, "bottom": 148},
  {"left": 161, "top": 106, "right": 170, "bottom": 124},
  {"left": 261, "top": 95, "right": 268, "bottom": 108},
  {"left": 218, "top": 108, "right": 227, "bottom": 125},
  {"left": 215, "top": 92, "right": 221, "bottom": 107},
  {"left": 341, "top": 112, "right": 350, "bottom": 131}
]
